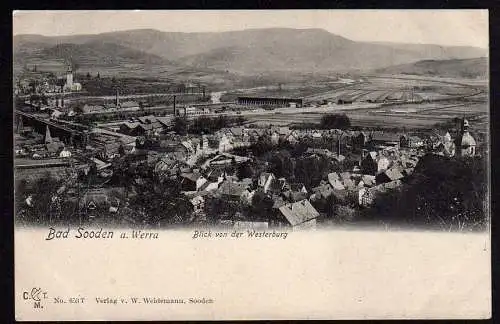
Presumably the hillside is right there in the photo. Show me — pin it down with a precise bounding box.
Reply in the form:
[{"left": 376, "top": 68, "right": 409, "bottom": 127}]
[
  {"left": 13, "top": 28, "right": 488, "bottom": 77},
  {"left": 374, "top": 57, "right": 488, "bottom": 79}
]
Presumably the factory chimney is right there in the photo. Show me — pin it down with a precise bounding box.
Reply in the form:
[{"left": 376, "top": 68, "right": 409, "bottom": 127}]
[
  {"left": 173, "top": 95, "right": 177, "bottom": 116},
  {"left": 115, "top": 89, "right": 120, "bottom": 107}
]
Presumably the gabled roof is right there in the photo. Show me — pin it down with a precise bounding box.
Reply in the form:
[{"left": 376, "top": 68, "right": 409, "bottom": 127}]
[
  {"left": 278, "top": 199, "right": 320, "bottom": 227},
  {"left": 328, "top": 172, "right": 340, "bottom": 182},
  {"left": 181, "top": 172, "right": 204, "bottom": 183},
  {"left": 217, "top": 181, "right": 249, "bottom": 197},
  {"left": 228, "top": 127, "right": 245, "bottom": 137},
  {"left": 383, "top": 167, "right": 404, "bottom": 181},
  {"left": 121, "top": 122, "right": 140, "bottom": 129},
  {"left": 361, "top": 174, "right": 376, "bottom": 187},
  {"left": 259, "top": 172, "right": 275, "bottom": 181}
]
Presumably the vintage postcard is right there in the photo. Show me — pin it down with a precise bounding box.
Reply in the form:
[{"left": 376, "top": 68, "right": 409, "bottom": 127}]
[{"left": 13, "top": 10, "right": 490, "bottom": 320}]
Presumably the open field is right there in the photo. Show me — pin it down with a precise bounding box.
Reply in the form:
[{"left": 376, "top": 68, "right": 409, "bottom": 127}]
[
  {"left": 241, "top": 99, "right": 488, "bottom": 130},
  {"left": 221, "top": 75, "right": 485, "bottom": 107}
]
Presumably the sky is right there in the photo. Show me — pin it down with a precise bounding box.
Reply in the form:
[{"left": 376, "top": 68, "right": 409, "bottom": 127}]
[{"left": 13, "top": 10, "right": 489, "bottom": 48}]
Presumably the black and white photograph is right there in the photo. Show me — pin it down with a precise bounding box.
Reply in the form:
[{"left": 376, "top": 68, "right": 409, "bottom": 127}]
[
  {"left": 13, "top": 10, "right": 491, "bottom": 321},
  {"left": 14, "top": 10, "right": 489, "bottom": 232}
]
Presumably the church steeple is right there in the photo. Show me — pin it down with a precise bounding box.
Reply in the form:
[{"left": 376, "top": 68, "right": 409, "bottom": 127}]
[
  {"left": 45, "top": 125, "right": 53, "bottom": 144},
  {"left": 458, "top": 117, "right": 476, "bottom": 157}
]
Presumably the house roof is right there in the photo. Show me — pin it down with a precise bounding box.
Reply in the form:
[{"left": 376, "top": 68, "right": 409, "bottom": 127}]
[
  {"left": 328, "top": 172, "right": 340, "bottom": 182},
  {"left": 268, "top": 178, "right": 288, "bottom": 193},
  {"left": 181, "top": 172, "right": 204, "bottom": 183},
  {"left": 282, "top": 190, "right": 308, "bottom": 202},
  {"left": 228, "top": 127, "right": 245, "bottom": 137},
  {"left": 289, "top": 183, "right": 306, "bottom": 192},
  {"left": 121, "top": 122, "right": 140, "bottom": 129},
  {"left": 312, "top": 183, "right": 334, "bottom": 199},
  {"left": 278, "top": 199, "right": 320, "bottom": 226},
  {"left": 206, "top": 168, "right": 226, "bottom": 182},
  {"left": 461, "top": 132, "right": 476, "bottom": 147},
  {"left": 361, "top": 174, "right": 376, "bottom": 186},
  {"left": 368, "top": 180, "right": 403, "bottom": 195},
  {"left": 259, "top": 172, "right": 274, "bottom": 181},
  {"left": 217, "top": 181, "right": 249, "bottom": 197},
  {"left": 370, "top": 132, "right": 400, "bottom": 142},
  {"left": 383, "top": 167, "right": 404, "bottom": 181}
]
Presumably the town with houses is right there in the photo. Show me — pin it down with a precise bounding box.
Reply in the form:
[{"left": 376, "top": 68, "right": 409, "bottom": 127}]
[
  {"left": 14, "top": 26, "right": 488, "bottom": 232},
  {"left": 14, "top": 62, "right": 486, "bottom": 231}
]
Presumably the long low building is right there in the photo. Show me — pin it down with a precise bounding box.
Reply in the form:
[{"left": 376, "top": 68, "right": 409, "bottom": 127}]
[{"left": 237, "top": 96, "right": 303, "bottom": 108}]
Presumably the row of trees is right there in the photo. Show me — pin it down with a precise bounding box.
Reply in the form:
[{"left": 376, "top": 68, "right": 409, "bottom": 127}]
[{"left": 173, "top": 115, "right": 247, "bottom": 135}]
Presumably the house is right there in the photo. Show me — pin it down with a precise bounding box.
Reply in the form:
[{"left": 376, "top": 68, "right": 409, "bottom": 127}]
[
  {"left": 359, "top": 180, "right": 402, "bottom": 206},
  {"left": 277, "top": 127, "right": 291, "bottom": 139},
  {"left": 328, "top": 172, "right": 346, "bottom": 191},
  {"left": 119, "top": 122, "right": 140, "bottom": 135},
  {"left": 369, "top": 132, "right": 401, "bottom": 148},
  {"left": 200, "top": 168, "right": 226, "bottom": 192},
  {"left": 248, "top": 129, "right": 265, "bottom": 143},
  {"left": 269, "top": 129, "right": 280, "bottom": 145},
  {"left": 278, "top": 199, "right": 320, "bottom": 230},
  {"left": 337, "top": 96, "right": 353, "bottom": 104},
  {"left": 268, "top": 177, "right": 289, "bottom": 195},
  {"left": 352, "top": 131, "right": 369, "bottom": 149},
  {"left": 360, "top": 174, "right": 376, "bottom": 187},
  {"left": 83, "top": 104, "right": 105, "bottom": 114},
  {"left": 282, "top": 190, "right": 308, "bottom": 203},
  {"left": 375, "top": 166, "right": 404, "bottom": 184},
  {"left": 187, "top": 193, "right": 208, "bottom": 215},
  {"left": 286, "top": 131, "right": 300, "bottom": 145},
  {"left": 218, "top": 133, "right": 233, "bottom": 152},
  {"left": 311, "top": 183, "right": 334, "bottom": 201},
  {"left": 258, "top": 172, "right": 276, "bottom": 193},
  {"left": 400, "top": 135, "right": 424, "bottom": 148},
  {"left": 240, "top": 188, "right": 256, "bottom": 206},
  {"left": 216, "top": 180, "right": 250, "bottom": 201},
  {"left": 288, "top": 183, "right": 307, "bottom": 194},
  {"left": 201, "top": 153, "right": 251, "bottom": 169},
  {"left": 154, "top": 156, "right": 180, "bottom": 178},
  {"left": 79, "top": 190, "right": 111, "bottom": 212},
  {"left": 180, "top": 172, "right": 207, "bottom": 192},
  {"left": 218, "top": 220, "right": 269, "bottom": 230}
]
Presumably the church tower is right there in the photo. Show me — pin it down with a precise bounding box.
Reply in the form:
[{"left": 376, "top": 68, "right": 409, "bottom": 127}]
[
  {"left": 66, "top": 65, "right": 73, "bottom": 90},
  {"left": 457, "top": 118, "right": 476, "bottom": 157}
]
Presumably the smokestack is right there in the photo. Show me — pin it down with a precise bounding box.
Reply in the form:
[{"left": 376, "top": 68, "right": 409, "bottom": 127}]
[
  {"left": 115, "top": 89, "right": 119, "bottom": 107},
  {"left": 173, "top": 95, "right": 176, "bottom": 116}
]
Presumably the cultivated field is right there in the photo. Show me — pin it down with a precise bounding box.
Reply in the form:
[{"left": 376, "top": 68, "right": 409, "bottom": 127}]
[{"left": 239, "top": 75, "right": 488, "bottom": 131}]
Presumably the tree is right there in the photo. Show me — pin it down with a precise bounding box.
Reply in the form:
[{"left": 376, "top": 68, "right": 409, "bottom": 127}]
[
  {"left": 250, "top": 191, "right": 274, "bottom": 221},
  {"left": 320, "top": 114, "right": 351, "bottom": 129},
  {"left": 237, "top": 162, "right": 255, "bottom": 179},
  {"left": 364, "top": 154, "right": 488, "bottom": 231},
  {"left": 86, "top": 72, "right": 91, "bottom": 79}
]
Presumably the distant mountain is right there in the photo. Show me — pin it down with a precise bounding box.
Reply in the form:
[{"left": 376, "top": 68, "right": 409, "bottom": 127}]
[
  {"left": 14, "top": 41, "right": 170, "bottom": 68},
  {"left": 374, "top": 57, "right": 488, "bottom": 79},
  {"left": 13, "top": 28, "right": 488, "bottom": 76}
]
